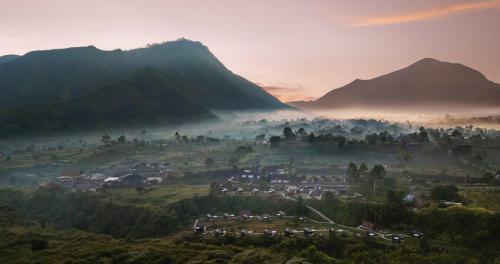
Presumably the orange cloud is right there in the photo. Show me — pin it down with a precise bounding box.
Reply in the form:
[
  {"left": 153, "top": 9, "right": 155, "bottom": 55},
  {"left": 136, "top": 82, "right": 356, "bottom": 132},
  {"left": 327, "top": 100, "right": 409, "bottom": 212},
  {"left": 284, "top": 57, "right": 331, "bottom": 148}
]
[
  {"left": 351, "top": 0, "right": 500, "bottom": 27},
  {"left": 261, "top": 85, "right": 317, "bottom": 102}
]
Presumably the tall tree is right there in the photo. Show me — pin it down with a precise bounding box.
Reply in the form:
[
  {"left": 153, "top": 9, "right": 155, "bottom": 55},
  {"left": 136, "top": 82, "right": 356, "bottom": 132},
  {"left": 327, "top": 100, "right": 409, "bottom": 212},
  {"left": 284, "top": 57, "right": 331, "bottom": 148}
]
[
  {"left": 347, "top": 162, "right": 360, "bottom": 183},
  {"left": 369, "top": 164, "right": 386, "bottom": 194}
]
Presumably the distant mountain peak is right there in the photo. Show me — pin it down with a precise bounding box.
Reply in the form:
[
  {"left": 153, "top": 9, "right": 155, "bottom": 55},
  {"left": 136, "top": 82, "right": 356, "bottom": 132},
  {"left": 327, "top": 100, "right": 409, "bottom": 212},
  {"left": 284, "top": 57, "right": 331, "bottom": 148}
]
[
  {"left": 414, "top": 57, "right": 441, "bottom": 64},
  {"left": 0, "top": 39, "right": 288, "bottom": 112},
  {"left": 292, "top": 58, "right": 500, "bottom": 110}
]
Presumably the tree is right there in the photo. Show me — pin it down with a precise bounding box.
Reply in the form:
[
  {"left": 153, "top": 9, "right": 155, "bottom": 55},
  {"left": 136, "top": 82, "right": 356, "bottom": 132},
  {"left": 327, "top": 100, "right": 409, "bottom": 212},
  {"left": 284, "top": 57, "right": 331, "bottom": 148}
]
[
  {"left": 399, "top": 150, "right": 413, "bottom": 162},
  {"left": 418, "top": 126, "right": 429, "bottom": 142},
  {"left": 347, "top": 162, "right": 360, "bottom": 183},
  {"left": 209, "top": 182, "right": 219, "bottom": 194},
  {"left": 118, "top": 135, "right": 126, "bottom": 144},
  {"left": 294, "top": 196, "right": 309, "bottom": 216},
  {"left": 269, "top": 136, "right": 282, "bottom": 148},
  {"left": 283, "top": 127, "right": 295, "bottom": 140},
  {"left": 369, "top": 164, "right": 386, "bottom": 193},
  {"left": 101, "top": 134, "right": 111, "bottom": 145},
  {"left": 205, "top": 157, "right": 215, "bottom": 167},
  {"left": 255, "top": 134, "right": 265, "bottom": 141},
  {"left": 308, "top": 133, "right": 316, "bottom": 144},
  {"left": 297, "top": 127, "right": 306, "bottom": 136},
  {"left": 359, "top": 163, "right": 368, "bottom": 176},
  {"left": 236, "top": 146, "right": 253, "bottom": 153},
  {"left": 431, "top": 185, "right": 460, "bottom": 201},
  {"left": 228, "top": 157, "right": 239, "bottom": 170},
  {"left": 365, "top": 133, "right": 379, "bottom": 145}
]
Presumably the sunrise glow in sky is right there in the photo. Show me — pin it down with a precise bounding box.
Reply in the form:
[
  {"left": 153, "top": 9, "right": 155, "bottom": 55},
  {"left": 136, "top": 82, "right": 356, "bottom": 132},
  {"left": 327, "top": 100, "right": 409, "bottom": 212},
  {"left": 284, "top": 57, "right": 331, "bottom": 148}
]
[{"left": 1, "top": 0, "right": 499, "bottom": 102}]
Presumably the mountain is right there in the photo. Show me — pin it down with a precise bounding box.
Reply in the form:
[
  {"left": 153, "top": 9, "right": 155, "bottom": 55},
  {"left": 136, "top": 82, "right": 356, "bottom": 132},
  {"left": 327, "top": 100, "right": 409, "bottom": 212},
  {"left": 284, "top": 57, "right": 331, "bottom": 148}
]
[
  {"left": 292, "top": 58, "right": 500, "bottom": 110},
  {"left": 0, "top": 55, "right": 19, "bottom": 65},
  {"left": 0, "top": 39, "right": 288, "bottom": 110},
  {"left": 0, "top": 67, "right": 215, "bottom": 137}
]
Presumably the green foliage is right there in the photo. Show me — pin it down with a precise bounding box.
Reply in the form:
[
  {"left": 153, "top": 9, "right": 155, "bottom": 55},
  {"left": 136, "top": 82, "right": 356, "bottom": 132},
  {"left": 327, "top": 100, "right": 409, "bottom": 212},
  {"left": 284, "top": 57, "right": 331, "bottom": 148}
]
[
  {"left": 0, "top": 68, "right": 215, "bottom": 137},
  {"left": 431, "top": 185, "right": 460, "bottom": 201},
  {"left": 301, "top": 245, "right": 338, "bottom": 264},
  {"left": 270, "top": 136, "right": 282, "bottom": 148},
  {"left": 0, "top": 39, "right": 287, "bottom": 111},
  {"left": 347, "top": 162, "right": 360, "bottom": 183},
  {"left": 0, "top": 188, "right": 294, "bottom": 239}
]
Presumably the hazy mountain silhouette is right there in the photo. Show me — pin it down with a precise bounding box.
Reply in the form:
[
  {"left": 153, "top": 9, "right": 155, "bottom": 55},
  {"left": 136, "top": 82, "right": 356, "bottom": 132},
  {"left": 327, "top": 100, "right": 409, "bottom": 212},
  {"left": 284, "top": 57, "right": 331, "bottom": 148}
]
[
  {"left": 291, "top": 58, "right": 500, "bottom": 110},
  {"left": 0, "top": 67, "right": 216, "bottom": 137},
  {"left": 0, "top": 39, "right": 287, "bottom": 110}
]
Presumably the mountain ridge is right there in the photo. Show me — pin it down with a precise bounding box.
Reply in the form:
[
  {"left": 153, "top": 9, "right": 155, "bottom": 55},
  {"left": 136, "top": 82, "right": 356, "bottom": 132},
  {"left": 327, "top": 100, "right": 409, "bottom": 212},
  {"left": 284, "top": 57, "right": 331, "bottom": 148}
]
[
  {"left": 291, "top": 58, "right": 500, "bottom": 110},
  {"left": 0, "top": 39, "right": 288, "bottom": 110}
]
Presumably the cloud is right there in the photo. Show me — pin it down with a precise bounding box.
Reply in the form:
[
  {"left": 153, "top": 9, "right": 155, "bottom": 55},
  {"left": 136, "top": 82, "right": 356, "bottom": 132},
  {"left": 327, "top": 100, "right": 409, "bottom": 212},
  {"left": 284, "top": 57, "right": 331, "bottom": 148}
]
[
  {"left": 351, "top": 0, "right": 500, "bottom": 27},
  {"left": 260, "top": 84, "right": 316, "bottom": 102}
]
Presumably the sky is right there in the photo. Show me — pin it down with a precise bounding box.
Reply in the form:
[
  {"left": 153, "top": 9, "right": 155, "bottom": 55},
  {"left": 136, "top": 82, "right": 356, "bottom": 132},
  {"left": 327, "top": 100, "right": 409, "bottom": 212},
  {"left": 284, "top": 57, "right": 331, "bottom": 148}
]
[{"left": 1, "top": 0, "right": 499, "bottom": 102}]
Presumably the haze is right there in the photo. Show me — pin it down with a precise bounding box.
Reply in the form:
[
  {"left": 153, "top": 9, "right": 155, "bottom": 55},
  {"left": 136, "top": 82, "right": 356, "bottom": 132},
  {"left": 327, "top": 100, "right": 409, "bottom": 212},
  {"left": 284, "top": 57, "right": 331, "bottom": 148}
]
[{"left": 1, "top": 0, "right": 500, "bottom": 101}]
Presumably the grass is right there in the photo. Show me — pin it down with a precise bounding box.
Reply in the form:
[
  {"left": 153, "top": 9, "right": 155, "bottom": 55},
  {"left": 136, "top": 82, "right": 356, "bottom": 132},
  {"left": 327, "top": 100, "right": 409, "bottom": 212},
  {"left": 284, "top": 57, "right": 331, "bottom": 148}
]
[
  {"left": 461, "top": 189, "right": 500, "bottom": 212},
  {"left": 0, "top": 225, "right": 285, "bottom": 264},
  {"left": 100, "top": 184, "right": 209, "bottom": 209}
]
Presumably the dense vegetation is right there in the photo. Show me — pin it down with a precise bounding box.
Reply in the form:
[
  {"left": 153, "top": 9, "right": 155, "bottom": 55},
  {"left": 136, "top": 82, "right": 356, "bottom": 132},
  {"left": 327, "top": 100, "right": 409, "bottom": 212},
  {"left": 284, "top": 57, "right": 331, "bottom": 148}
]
[
  {"left": 0, "top": 187, "right": 295, "bottom": 238},
  {"left": 0, "top": 39, "right": 287, "bottom": 110},
  {"left": 0, "top": 68, "right": 215, "bottom": 137},
  {"left": 1, "top": 188, "right": 499, "bottom": 263}
]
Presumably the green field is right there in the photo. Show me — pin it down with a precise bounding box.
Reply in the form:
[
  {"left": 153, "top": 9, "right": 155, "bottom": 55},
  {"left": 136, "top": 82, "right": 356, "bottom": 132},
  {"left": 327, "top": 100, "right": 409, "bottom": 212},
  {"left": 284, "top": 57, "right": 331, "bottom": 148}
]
[{"left": 100, "top": 185, "right": 209, "bottom": 209}]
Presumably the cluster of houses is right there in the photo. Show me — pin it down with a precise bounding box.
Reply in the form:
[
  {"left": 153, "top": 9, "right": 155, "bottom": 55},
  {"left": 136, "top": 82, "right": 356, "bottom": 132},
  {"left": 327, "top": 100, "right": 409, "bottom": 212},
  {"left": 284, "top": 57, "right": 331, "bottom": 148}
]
[
  {"left": 223, "top": 166, "right": 352, "bottom": 201},
  {"left": 286, "top": 185, "right": 349, "bottom": 200},
  {"left": 205, "top": 210, "right": 286, "bottom": 222},
  {"left": 227, "top": 166, "right": 289, "bottom": 183},
  {"left": 195, "top": 211, "right": 329, "bottom": 237},
  {"left": 52, "top": 161, "right": 172, "bottom": 191}
]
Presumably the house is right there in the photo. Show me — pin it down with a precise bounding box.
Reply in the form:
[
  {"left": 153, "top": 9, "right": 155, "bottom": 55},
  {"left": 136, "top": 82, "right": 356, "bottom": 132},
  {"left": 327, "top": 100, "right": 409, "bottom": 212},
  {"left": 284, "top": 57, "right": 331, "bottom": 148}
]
[
  {"left": 239, "top": 210, "right": 252, "bottom": 217},
  {"left": 264, "top": 229, "right": 277, "bottom": 237},
  {"left": 391, "top": 235, "right": 402, "bottom": 244},
  {"left": 441, "top": 201, "right": 463, "bottom": 207},
  {"left": 121, "top": 174, "right": 145, "bottom": 187},
  {"left": 262, "top": 214, "right": 271, "bottom": 221},
  {"left": 286, "top": 185, "right": 299, "bottom": 195},
  {"left": 403, "top": 193, "right": 416, "bottom": 204},
  {"left": 213, "top": 229, "right": 226, "bottom": 237},
  {"left": 103, "top": 177, "right": 120, "bottom": 183},
  {"left": 262, "top": 165, "right": 287, "bottom": 181},
  {"left": 284, "top": 229, "right": 295, "bottom": 237},
  {"left": 194, "top": 225, "right": 206, "bottom": 234},
  {"left": 240, "top": 229, "right": 249, "bottom": 237},
  {"left": 308, "top": 190, "right": 324, "bottom": 200},
  {"left": 145, "top": 177, "right": 162, "bottom": 186},
  {"left": 252, "top": 188, "right": 259, "bottom": 195},
  {"left": 410, "top": 230, "right": 423, "bottom": 238},
  {"left": 361, "top": 220, "right": 375, "bottom": 230},
  {"left": 303, "top": 228, "right": 314, "bottom": 236},
  {"left": 236, "top": 187, "right": 245, "bottom": 194},
  {"left": 240, "top": 169, "right": 259, "bottom": 181}
]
